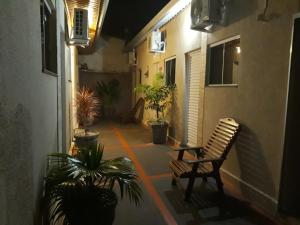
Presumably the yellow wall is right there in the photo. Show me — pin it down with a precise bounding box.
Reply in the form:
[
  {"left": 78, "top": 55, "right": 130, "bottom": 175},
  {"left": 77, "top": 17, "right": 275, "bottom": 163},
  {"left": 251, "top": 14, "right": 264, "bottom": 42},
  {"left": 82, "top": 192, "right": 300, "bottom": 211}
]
[
  {"left": 71, "top": 46, "right": 79, "bottom": 142},
  {"left": 135, "top": 6, "right": 203, "bottom": 142}
]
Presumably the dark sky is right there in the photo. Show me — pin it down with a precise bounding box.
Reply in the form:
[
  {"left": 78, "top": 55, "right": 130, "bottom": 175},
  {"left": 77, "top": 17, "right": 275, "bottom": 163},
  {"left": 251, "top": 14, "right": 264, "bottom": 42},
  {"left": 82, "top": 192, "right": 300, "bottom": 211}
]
[{"left": 102, "top": 0, "right": 170, "bottom": 42}]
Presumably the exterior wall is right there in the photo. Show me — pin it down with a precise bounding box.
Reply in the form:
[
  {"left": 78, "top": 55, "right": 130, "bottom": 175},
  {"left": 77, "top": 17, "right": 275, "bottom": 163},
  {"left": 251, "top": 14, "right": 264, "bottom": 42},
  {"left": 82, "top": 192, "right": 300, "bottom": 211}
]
[
  {"left": 135, "top": 6, "right": 202, "bottom": 142},
  {"left": 70, "top": 46, "right": 79, "bottom": 145},
  {"left": 78, "top": 36, "right": 129, "bottom": 73},
  {"left": 203, "top": 0, "right": 299, "bottom": 213},
  {"left": 62, "top": 45, "right": 78, "bottom": 152},
  {"left": 134, "top": 0, "right": 299, "bottom": 214},
  {"left": 79, "top": 71, "right": 132, "bottom": 116},
  {"left": 78, "top": 36, "right": 132, "bottom": 116},
  {"left": 0, "top": 0, "right": 76, "bottom": 224}
]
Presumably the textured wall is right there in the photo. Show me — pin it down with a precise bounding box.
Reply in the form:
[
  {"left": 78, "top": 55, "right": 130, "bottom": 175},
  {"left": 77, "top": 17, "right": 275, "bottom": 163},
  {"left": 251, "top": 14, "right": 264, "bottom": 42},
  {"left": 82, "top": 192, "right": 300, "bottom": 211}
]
[
  {"left": 78, "top": 36, "right": 129, "bottom": 73},
  {"left": 202, "top": 0, "right": 299, "bottom": 212},
  {"left": 0, "top": 0, "right": 74, "bottom": 224}
]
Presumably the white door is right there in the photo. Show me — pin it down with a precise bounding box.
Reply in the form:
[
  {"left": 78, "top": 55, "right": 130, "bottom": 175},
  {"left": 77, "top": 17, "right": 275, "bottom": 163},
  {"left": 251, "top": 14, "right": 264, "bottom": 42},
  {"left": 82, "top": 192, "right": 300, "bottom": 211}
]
[{"left": 186, "top": 50, "right": 202, "bottom": 146}]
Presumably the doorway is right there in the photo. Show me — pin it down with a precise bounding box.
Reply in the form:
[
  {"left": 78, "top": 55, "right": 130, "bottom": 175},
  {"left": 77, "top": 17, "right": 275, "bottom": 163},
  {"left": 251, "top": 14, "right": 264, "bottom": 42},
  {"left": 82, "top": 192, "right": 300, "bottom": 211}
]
[
  {"left": 185, "top": 49, "right": 203, "bottom": 147},
  {"left": 279, "top": 14, "right": 300, "bottom": 216}
]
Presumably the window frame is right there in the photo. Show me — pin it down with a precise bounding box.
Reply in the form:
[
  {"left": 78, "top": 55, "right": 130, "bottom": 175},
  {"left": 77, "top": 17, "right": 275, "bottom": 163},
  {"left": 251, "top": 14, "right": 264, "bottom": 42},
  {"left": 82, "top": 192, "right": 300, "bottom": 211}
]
[
  {"left": 164, "top": 56, "right": 176, "bottom": 85},
  {"left": 40, "top": 0, "right": 58, "bottom": 76},
  {"left": 206, "top": 35, "right": 240, "bottom": 87}
]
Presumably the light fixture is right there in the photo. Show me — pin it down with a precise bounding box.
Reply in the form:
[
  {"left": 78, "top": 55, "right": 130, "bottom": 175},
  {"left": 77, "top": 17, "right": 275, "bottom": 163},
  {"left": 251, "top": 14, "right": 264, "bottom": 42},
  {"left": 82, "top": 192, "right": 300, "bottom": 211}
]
[{"left": 204, "top": 24, "right": 214, "bottom": 31}]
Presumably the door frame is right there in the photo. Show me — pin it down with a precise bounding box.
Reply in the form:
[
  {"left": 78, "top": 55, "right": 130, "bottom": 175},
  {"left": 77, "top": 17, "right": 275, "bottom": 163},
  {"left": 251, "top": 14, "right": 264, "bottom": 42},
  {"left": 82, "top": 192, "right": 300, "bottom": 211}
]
[
  {"left": 182, "top": 48, "right": 201, "bottom": 146},
  {"left": 278, "top": 12, "right": 300, "bottom": 211}
]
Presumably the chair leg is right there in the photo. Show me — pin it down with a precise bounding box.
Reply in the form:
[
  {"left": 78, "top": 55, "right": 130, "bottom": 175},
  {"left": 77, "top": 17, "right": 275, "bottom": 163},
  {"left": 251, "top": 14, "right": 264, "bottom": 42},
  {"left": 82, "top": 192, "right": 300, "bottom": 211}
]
[
  {"left": 185, "top": 176, "right": 195, "bottom": 201},
  {"left": 171, "top": 177, "right": 177, "bottom": 186},
  {"left": 215, "top": 171, "right": 224, "bottom": 195}
]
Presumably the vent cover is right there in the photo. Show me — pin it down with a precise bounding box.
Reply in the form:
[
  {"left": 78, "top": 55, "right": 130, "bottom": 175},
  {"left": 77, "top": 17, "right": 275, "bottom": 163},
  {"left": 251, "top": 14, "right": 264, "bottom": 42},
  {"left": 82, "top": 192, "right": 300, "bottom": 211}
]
[
  {"left": 191, "top": 0, "right": 223, "bottom": 32},
  {"left": 148, "top": 30, "right": 166, "bottom": 53},
  {"left": 69, "top": 8, "right": 89, "bottom": 46}
]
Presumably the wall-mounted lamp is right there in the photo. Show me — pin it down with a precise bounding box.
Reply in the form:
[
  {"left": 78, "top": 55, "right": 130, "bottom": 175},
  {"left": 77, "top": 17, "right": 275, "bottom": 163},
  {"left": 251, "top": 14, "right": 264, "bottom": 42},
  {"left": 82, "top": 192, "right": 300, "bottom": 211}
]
[{"left": 144, "top": 66, "right": 149, "bottom": 78}]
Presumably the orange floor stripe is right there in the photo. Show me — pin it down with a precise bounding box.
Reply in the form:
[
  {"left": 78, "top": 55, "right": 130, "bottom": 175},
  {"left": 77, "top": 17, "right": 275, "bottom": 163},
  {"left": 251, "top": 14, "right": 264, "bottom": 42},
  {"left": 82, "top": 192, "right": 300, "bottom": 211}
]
[
  {"left": 148, "top": 173, "right": 172, "bottom": 180},
  {"left": 113, "top": 128, "right": 178, "bottom": 225},
  {"left": 105, "top": 143, "right": 154, "bottom": 151}
]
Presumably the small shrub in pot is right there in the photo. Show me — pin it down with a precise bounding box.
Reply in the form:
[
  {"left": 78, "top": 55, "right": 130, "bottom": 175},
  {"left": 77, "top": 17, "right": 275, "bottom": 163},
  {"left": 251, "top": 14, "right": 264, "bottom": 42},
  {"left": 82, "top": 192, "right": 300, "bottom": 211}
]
[
  {"left": 74, "top": 87, "right": 100, "bottom": 148},
  {"left": 136, "top": 74, "right": 175, "bottom": 144}
]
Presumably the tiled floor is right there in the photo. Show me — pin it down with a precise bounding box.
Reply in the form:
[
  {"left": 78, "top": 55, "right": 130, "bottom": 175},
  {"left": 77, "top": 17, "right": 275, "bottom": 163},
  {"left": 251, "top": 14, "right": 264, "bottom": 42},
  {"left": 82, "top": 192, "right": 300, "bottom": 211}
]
[{"left": 92, "top": 120, "right": 282, "bottom": 225}]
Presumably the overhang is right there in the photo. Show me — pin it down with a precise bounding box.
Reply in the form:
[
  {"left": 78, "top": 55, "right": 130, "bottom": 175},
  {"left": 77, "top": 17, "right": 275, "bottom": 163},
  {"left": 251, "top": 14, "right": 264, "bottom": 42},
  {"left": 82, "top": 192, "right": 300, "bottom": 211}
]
[
  {"left": 124, "top": 0, "right": 192, "bottom": 52},
  {"left": 64, "top": 0, "right": 109, "bottom": 54}
]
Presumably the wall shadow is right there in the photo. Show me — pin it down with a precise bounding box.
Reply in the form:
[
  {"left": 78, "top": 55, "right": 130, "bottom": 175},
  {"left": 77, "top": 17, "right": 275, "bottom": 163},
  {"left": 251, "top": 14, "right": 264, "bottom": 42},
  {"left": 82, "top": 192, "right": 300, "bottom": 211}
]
[
  {"left": 164, "top": 181, "right": 268, "bottom": 225},
  {"left": 224, "top": 0, "right": 258, "bottom": 26},
  {"left": 0, "top": 103, "right": 35, "bottom": 224},
  {"left": 235, "top": 124, "right": 276, "bottom": 206},
  {"left": 166, "top": 87, "right": 180, "bottom": 141}
]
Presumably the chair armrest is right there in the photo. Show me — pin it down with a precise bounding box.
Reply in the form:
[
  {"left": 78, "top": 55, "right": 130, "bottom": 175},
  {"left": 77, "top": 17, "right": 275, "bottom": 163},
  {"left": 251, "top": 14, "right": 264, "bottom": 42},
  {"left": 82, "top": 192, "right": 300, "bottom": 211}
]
[
  {"left": 174, "top": 146, "right": 204, "bottom": 160},
  {"left": 183, "top": 157, "right": 223, "bottom": 164}
]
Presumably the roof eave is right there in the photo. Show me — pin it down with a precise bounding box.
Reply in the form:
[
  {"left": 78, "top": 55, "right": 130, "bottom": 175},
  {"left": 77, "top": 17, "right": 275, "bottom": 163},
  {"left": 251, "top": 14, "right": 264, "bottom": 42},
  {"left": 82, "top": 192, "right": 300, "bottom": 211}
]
[{"left": 124, "top": 0, "right": 191, "bottom": 52}]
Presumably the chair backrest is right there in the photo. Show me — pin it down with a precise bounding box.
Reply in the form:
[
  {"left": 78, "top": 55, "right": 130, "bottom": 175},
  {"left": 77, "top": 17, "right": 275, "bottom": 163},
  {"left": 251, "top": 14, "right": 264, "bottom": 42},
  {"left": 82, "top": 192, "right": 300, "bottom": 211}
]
[{"left": 204, "top": 118, "right": 240, "bottom": 161}]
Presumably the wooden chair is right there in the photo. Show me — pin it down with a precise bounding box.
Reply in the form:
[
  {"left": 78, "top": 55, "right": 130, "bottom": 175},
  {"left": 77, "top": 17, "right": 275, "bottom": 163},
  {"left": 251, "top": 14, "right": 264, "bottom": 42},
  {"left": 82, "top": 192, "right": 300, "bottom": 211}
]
[
  {"left": 169, "top": 118, "right": 240, "bottom": 200},
  {"left": 120, "top": 97, "right": 145, "bottom": 123}
]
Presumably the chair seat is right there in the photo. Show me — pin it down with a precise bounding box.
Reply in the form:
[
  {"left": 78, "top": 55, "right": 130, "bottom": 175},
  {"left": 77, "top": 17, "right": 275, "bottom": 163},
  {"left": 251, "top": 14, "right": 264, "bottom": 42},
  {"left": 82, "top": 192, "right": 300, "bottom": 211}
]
[
  {"left": 169, "top": 118, "right": 240, "bottom": 200},
  {"left": 169, "top": 160, "right": 213, "bottom": 177}
]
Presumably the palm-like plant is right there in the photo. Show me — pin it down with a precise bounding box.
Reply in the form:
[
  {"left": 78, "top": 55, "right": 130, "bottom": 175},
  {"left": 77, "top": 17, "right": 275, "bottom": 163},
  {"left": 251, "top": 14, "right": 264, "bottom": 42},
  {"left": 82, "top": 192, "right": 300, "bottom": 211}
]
[
  {"left": 96, "top": 79, "right": 120, "bottom": 106},
  {"left": 45, "top": 144, "right": 142, "bottom": 225}
]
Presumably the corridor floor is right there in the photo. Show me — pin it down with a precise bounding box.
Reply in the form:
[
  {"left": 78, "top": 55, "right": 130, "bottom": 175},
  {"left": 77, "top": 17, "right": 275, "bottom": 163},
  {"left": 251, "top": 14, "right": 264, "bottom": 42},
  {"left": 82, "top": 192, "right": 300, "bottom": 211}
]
[{"left": 94, "top": 120, "right": 279, "bottom": 225}]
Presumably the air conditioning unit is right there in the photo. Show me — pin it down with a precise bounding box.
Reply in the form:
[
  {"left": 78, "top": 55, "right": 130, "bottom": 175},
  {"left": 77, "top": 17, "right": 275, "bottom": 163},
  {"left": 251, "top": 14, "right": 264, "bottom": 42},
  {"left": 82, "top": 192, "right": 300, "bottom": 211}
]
[
  {"left": 190, "top": 0, "right": 223, "bottom": 32},
  {"left": 148, "top": 30, "right": 165, "bottom": 53},
  {"left": 69, "top": 8, "right": 89, "bottom": 46},
  {"left": 129, "top": 49, "right": 136, "bottom": 65}
]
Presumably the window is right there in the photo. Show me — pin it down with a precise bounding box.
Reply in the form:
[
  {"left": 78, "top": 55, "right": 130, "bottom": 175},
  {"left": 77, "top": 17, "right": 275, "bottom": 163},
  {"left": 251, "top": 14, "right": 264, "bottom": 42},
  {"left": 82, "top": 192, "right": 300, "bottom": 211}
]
[
  {"left": 207, "top": 37, "right": 240, "bottom": 85},
  {"left": 165, "top": 58, "right": 176, "bottom": 85},
  {"left": 40, "top": 0, "right": 57, "bottom": 75},
  {"left": 160, "top": 30, "right": 166, "bottom": 52}
]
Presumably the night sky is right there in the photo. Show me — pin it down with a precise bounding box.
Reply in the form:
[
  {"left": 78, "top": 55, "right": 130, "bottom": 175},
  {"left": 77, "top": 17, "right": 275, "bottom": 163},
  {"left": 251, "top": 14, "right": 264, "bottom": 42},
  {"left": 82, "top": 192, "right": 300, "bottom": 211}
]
[{"left": 102, "top": 0, "right": 170, "bottom": 42}]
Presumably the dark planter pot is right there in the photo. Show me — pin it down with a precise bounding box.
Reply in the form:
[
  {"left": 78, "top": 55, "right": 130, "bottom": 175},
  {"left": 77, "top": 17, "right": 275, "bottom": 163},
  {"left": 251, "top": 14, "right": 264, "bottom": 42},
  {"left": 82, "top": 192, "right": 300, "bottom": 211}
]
[
  {"left": 74, "top": 131, "right": 100, "bottom": 149},
  {"left": 62, "top": 186, "right": 118, "bottom": 225},
  {"left": 151, "top": 123, "right": 168, "bottom": 144}
]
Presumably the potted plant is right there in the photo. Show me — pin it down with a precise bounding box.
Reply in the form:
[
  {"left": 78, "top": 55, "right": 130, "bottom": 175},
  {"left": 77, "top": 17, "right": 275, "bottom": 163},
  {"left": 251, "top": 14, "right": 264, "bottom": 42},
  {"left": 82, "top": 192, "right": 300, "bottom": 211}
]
[
  {"left": 45, "top": 144, "right": 142, "bottom": 225},
  {"left": 136, "top": 74, "right": 175, "bottom": 144},
  {"left": 96, "top": 79, "right": 120, "bottom": 118},
  {"left": 74, "top": 87, "right": 100, "bottom": 148}
]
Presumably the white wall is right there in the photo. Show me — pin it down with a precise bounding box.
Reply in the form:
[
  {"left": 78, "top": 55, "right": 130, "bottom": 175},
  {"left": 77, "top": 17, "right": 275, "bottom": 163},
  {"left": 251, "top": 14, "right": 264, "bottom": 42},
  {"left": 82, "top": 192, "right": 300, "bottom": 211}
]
[{"left": 0, "top": 0, "right": 76, "bottom": 224}]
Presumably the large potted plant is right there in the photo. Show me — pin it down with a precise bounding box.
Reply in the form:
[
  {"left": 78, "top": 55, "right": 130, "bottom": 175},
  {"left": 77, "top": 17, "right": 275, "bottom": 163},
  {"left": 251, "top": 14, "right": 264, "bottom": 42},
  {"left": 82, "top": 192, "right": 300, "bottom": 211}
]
[
  {"left": 45, "top": 144, "right": 142, "bottom": 225},
  {"left": 136, "top": 74, "right": 175, "bottom": 144},
  {"left": 74, "top": 87, "right": 100, "bottom": 148},
  {"left": 96, "top": 79, "right": 120, "bottom": 118}
]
